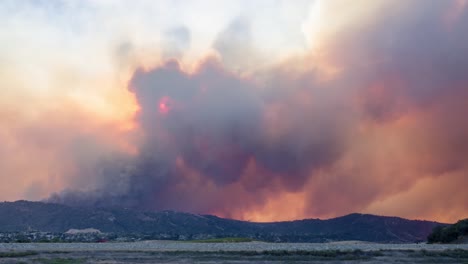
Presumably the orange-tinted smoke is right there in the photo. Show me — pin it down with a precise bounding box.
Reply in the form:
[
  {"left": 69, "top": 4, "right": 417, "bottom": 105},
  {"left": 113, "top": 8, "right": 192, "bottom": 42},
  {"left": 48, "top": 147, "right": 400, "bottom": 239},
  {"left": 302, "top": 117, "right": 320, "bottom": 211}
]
[{"left": 47, "top": 0, "right": 468, "bottom": 223}]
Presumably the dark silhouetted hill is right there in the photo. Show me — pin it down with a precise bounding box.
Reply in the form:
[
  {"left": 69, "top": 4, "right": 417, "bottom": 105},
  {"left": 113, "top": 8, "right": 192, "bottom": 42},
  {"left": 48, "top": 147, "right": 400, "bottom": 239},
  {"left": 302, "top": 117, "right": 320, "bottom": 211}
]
[{"left": 0, "top": 201, "right": 441, "bottom": 243}]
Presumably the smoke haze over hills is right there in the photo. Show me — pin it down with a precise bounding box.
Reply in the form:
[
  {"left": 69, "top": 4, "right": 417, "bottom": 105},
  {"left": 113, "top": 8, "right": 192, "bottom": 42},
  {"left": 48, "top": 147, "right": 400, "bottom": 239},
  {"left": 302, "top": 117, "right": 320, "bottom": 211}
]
[{"left": 1, "top": 0, "right": 468, "bottom": 222}]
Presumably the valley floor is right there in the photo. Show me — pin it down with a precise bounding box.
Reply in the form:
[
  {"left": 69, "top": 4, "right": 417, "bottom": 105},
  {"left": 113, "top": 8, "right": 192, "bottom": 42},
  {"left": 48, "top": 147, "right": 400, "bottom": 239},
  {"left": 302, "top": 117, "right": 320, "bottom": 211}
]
[{"left": 0, "top": 241, "right": 467, "bottom": 263}]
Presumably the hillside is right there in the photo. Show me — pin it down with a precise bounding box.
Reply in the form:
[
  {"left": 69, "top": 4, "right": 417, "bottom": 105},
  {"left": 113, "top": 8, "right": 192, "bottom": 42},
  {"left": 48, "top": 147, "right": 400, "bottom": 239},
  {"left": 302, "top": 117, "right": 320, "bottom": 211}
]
[{"left": 0, "top": 201, "right": 441, "bottom": 243}]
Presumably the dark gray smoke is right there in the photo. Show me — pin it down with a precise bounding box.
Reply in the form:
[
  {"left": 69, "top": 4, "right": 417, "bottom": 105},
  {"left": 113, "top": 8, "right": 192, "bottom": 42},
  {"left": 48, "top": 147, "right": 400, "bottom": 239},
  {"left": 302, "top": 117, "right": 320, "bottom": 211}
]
[
  {"left": 49, "top": 1, "right": 468, "bottom": 221},
  {"left": 49, "top": 57, "right": 348, "bottom": 213}
]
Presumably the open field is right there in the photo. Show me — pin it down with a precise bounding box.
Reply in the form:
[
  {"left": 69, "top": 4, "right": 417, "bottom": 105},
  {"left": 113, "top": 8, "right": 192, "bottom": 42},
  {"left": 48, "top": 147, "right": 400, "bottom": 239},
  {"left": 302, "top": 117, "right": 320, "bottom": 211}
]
[{"left": 0, "top": 241, "right": 467, "bottom": 263}]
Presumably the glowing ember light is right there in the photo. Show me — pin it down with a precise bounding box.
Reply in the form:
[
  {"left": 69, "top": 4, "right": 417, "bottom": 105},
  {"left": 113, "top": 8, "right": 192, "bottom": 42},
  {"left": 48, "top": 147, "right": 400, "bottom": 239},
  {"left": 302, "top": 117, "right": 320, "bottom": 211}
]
[{"left": 158, "top": 96, "right": 171, "bottom": 114}]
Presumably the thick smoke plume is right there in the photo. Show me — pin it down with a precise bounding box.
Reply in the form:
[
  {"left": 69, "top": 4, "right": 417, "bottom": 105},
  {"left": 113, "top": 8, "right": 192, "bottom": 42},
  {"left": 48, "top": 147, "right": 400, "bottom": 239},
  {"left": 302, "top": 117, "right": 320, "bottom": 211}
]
[
  {"left": 50, "top": 57, "right": 349, "bottom": 215},
  {"left": 2, "top": 0, "right": 468, "bottom": 222}
]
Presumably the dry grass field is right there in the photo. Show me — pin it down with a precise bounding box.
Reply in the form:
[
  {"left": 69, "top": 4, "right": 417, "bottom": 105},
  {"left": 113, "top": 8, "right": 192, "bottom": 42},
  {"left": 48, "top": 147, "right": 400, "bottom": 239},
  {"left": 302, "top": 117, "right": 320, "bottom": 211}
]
[{"left": 0, "top": 241, "right": 467, "bottom": 263}]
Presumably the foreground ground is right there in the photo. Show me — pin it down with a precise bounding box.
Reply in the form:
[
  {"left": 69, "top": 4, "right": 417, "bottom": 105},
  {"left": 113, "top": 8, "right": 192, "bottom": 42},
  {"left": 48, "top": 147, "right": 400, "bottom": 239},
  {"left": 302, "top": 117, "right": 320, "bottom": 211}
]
[{"left": 0, "top": 241, "right": 467, "bottom": 263}]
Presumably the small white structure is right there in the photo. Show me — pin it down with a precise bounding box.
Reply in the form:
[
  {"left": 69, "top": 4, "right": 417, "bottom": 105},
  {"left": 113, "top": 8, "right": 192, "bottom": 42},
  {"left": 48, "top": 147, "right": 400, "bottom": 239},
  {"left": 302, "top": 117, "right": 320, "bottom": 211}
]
[{"left": 65, "top": 228, "right": 102, "bottom": 235}]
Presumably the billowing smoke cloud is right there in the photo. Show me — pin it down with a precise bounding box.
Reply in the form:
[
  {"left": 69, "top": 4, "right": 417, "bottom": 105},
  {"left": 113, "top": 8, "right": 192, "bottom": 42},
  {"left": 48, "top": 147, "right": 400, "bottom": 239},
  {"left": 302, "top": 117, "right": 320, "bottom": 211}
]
[
  {"left": 50, "top": 57, "right": 350, "bottom": 214},
  {"left": 2, "top": 0, "right": 468, "bottom": 222}
]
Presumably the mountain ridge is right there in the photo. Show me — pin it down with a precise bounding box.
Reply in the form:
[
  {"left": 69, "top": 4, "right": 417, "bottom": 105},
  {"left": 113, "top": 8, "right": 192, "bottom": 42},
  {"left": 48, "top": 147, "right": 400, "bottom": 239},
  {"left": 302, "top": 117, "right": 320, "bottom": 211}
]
[{"left": 0, "top": 200, "right": 443, "bottom": 243}]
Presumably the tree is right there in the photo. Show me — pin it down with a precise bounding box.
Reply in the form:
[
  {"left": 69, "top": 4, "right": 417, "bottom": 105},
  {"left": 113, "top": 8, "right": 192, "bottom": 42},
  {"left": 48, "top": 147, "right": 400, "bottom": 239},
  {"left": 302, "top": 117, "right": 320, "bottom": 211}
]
[{"left": 427, "top": 219, "right": 468, "bottom": 243}]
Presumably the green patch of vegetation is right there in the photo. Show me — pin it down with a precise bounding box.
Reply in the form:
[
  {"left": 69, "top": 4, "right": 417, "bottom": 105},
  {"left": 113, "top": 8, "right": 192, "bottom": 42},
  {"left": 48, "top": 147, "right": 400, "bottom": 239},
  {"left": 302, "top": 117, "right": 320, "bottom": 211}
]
[
  {"left": 428, "top": 218, "right": 468, "bottom": 243},
  {"left": 144, "top": 249, "right": 468, "bottom": 262},
  {"left": 416, "top": 249, "right": 468, "bottom": 258},
  {"left": 36, "top": 258, "right": 86, "bottom": 264},
  {"left": 43, "top": 251, "right": 72, "bottom": 254},
  {"left": 148, "top": 249, "right": 383, "bottom": 261},
  {"left": 190, "top": 237, "right": 255, "bottom": 243},
  {"left": 255, "top": 249, "right": 384, "bottom": 259},
  {"left": 0, "top": 251, "right": 38, "bottom": 258}
]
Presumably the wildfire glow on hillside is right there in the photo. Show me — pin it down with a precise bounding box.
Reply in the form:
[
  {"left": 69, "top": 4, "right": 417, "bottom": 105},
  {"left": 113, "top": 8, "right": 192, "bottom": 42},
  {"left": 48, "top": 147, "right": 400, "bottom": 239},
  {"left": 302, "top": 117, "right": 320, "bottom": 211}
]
[{"left": 1, "top": 0, "right": 467, "bottom": 223}]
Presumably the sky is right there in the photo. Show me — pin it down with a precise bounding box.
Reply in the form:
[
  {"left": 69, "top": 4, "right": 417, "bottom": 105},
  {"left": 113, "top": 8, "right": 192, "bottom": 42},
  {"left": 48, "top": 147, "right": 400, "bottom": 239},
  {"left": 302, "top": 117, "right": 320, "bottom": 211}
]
[{"left": 1, "top": 0, "right": 467, "bottom": 223}]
